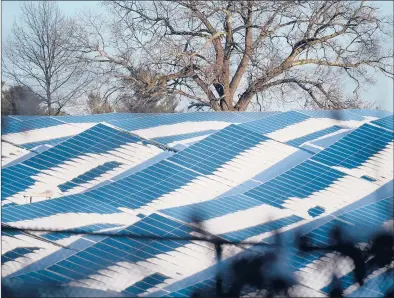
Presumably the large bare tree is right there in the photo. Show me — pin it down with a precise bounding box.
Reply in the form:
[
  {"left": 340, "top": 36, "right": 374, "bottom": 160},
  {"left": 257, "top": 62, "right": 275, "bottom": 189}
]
[
  {"left": 79, "top": 0, "right": 393, "bottom": 111},
  {"left": 3, "top": 2, "right": 93, "bottom": 115}
]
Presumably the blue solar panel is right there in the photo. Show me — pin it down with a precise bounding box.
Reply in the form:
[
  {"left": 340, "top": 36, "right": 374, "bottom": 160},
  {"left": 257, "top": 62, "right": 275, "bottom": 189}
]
[
  {"left": 107, "top": 113, "right": 251, "bottom": 131},
  {"left": 238, "top": 111, "right": 310, "bottom": 135},
  {"left": 2, "top": 117, "right": 64, "bottom": 134},
  {"left": 244, "top": 160, "right": 345, "bottom": 209},
  {"left": 235, "top": 111, "right": 279, "bottom": 121},
  {"left": 219, "top": 215, "right": 303, "bottom": 241},
  {"left": 336, "top": 196, "right": 393, "bottom": 230},
  {"left": 296, "top": 110, "right": 365, "bottom": 121},
  {"left": 84, "top": 160, "right": 200, "bottom": 210},
  {"left": 281, "top": 197, "right": 394, "bottom": 273},
  {"left": 123, "top": 273, "right": 168, "bottom": 295},
  {"left": 309, "top": 129, "right": 353, "bottom": 149},
  {"left": 165, "top": 278, "right": 216, "bottom": 297},
  {"left": 2, "top": 247, "right": 41, "bottom": 265},
  {"left": 2, "top": 159, "right": 201, "bottom": 223},
  {"left": 307, "top": 206, "right": 325, "bottom": 217},
  {"left": 1, "top": 124, "right": 143, "bottom": 200},
  {"left": 167, "top": 125, "right": 268, "bottom": 175},
  {"left": 311, "top": 124, "right": 393, "bottom": 169},
  {"left": 7, "top": 115, "right": 48, "bottom": 120},
  {"left": 2, "top": 193, "right": 122, "bottom": 223},
  {"left": 2, "top": 110, "right": 392, "bottom": 297},
  {"left": 259, "top": 196, "right": 392, "bottom": 284},
  {"left": 347, "top": 109, "right": 393, "bottom": 118},
  {"left": 371, "top": 115, "right": 394, "bottom": 131},
  {"left": 321, "top": 272, "right": 357, "bottom": 295},
  {"left": 347, "top": 268, "right": 393, "bottom": 297},
  {"left": 53, "top": 113, "right": 147, "bottom": 123},
  {"left": 42, "top": 223, "right": 123, "bottom": 241},
  {"left": 5, "top": 214, "right": 205, "bottom": 290},
  {"left": 153, "top": 130, "right": 218, "bottom": 145},
  {"left": 1, "top": 230, "right": 23, "bottom": 239},
  {"left": 160, "top": 194, "right": 263, "bottom": 222},
  {"left": 58, "top": 161, "right": 123, "bottom": 192},
  {"left": 1, "top": 164, "right": 37, "bottom": 201},
  {"left": 286, "top": 125, "right": 344, "bottom": 148},
  {"left": 321, "top": 258, "right": 391, "bottom": 296},
  {"left": 21, "top": 136, "right": 70, "bottom": 150},
  {"left": 1, "top": 117, "right": 22, "bottom": 129}
]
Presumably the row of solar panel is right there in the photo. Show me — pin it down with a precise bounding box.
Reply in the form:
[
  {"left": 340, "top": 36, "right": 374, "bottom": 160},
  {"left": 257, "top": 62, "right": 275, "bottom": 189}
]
[
  {"left": 3, "top": 121, "right": 390, "bottom": 225},
  {"left": 4, "top": 110, "right": 391, "bottom": 139},
  {"left": 2, "top": 113, "right": 390, "bottom": 296},
  {"left": 4, "top": 213, "right": 214, "bottom": 294},
  {"left": 2, "top": 124, "right": 163, "bottom": 201},
  {"left": 2, "top": 111, "right": 276, "bottom": 135},
  {"left": 154, "top": 196, "right": 393, "bottom": 297}
]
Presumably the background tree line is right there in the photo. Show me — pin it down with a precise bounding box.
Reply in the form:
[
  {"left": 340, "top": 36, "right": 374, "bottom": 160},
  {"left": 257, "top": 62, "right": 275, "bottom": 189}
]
[{"left": 2, "top": 1, "right": 393, "bottom": 115}]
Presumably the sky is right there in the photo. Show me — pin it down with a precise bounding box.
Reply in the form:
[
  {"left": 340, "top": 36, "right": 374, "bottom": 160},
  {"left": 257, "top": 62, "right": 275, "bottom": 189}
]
[{"left": 1, "top": 1, "right": 393, "bottom": 112}]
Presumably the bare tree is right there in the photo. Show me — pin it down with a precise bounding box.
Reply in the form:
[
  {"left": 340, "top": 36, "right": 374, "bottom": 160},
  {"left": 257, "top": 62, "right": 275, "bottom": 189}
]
[
  {"left": 86, "top": 92, "right": 114, "bottom": 114},
  {"left": 78, "top": 1, "right": 393, "bottom": 111},
  {"left": 3, "top": 2, "right": 93, "bottom": 115}
]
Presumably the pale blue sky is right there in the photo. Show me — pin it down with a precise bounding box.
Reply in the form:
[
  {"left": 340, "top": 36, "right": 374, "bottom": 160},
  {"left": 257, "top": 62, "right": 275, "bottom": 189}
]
[{"left": 2, "top": 1, "right": 393, "bottom": 111}]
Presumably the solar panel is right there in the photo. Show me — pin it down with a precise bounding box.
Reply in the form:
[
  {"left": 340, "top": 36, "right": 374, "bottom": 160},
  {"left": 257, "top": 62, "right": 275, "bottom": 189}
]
[
  {"left": 153, "top": 129, "right": 218, "bottom": 147},
  {"left": 294, "top": 196, "right": 394, "bottom": 295},
  {"left": 244, "top": 160, "right": 350, "bottom": 210},
  {"left": 2, "top": 247, "right": 41, "bottom": 265},
  {"left": 57, "top": 161, "right": 123, "bottom": 193},
  {"left": 160, "top": 194, "right": 263, "bottom": 223},
  {"left": 347, "top": 109, "right": 393, "bottom": 119},
  {"left": 296, "top": 110, "right": 366, "bottom": 121},
  {"left": 2, "top": 117, "right": 64, "bottom": 135},
  {"left": 238, "top": 111, "right": 311, "bottom": 135},
  {"left": 2, "top": 110, "right": 392, "bottom": 297},
  {"left": 21, "top": 136, "right": 71, "bottom": 150},
  {"left": 286, "top": 125, "right": 345, "bottom": 148},
  {"left": 219, "top": 214, "right": 303, "bottom": 242},
  {"left": 3, "top": 214, "right": 217, "bottom": 294},
  {"left": 311, "top": 123, "right": 394, "bottom": 185},
  {"left": 370, "top": 115, "right": 394, "bottom": 131},
  {"left": 2, "top": 123, "right": 165, "bottom": 204}
]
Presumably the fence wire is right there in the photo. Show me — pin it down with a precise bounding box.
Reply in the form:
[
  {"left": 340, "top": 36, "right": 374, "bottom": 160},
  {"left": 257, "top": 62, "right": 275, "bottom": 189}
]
[{"left": 2, "top": 222, "right": 393, "bottom": 298}]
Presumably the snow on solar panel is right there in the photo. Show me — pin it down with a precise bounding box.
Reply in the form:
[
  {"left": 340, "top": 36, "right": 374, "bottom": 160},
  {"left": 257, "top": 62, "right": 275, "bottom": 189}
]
[
  {"left": 291, "top": 196, "right": 393, "bottom": 296},
  {"left": 286, "top": 125, "right": 345, "bottom": 148},
  {"left": 1, "top": 141, "right": 31, "bottom": 166},
  {"left": 1, "top": 110, "right": 381, "bottom": 152},
  {"left": 1, "top": 112, "right": 275, "bottom": 151},
  {"left": 154, "top": 195, "right": 393, "bottom": 298},
  {"left": 311, "top": 123, "right": 394, "bottom": 185},
  {"left": 2, "top": 121, "right": 96, "bottom": 147},
  {"left": 1, "top": 222, "right": 128, "bottom": 278},
  {"left": 237, "top": 111, "right": 372, "bottom": 151},
  {"left": 1, "top": 123, "right": 166, "bottom": 205},
  {"left": 1, "top": 110, "right": 393, "bottom": 297},
  {"left": 20, "top": 136, "right": 71, "bottom": 150},
  {"left": 2, "top": 124, "right": 298, "bottom": 225},
  {"left": 2, "top": 214, "right": 222, "bottom": 294}
]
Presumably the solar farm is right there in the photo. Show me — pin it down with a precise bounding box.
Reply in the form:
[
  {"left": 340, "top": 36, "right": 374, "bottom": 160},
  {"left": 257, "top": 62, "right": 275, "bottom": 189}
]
[{"left": 1, "top": 109, "right": 393, "bottom": 297}]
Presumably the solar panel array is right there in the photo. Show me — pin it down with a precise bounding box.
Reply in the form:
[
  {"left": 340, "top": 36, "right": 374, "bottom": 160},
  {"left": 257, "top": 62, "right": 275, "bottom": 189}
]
[{"left": 1, "top": 109, "right": 393, "bottom": 297}]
